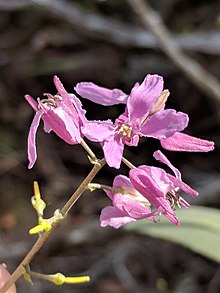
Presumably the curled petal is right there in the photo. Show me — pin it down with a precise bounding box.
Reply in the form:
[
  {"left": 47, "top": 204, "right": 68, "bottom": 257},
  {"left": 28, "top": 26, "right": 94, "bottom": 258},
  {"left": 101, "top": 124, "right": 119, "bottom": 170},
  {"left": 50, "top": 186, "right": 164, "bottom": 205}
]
[
  {"left": 160, "top": 205, "right": 179, "bottom": 225},
  {"left": 178, "top": 197, "right": 191, "bottom": 208},
  {"left": 25, "top": 94, "right": 38, "bottom": 112},
  {"left": 28, "top": 110, "right": 43, "bottom": 169},
  {"left": 153, "top": 150, "right": 182, "bottom": 180},
  {"left": 75, "top": 82, "right": 128, "bottom": 105},
  {"left": 161, "top": 132, "right": 215, "bottom": 152},
  {"left": 167, "top": 174, "right": 199, "bottom": 197},
  {"left": 153, "top": 150, "right": 198, "bottom": 197}
]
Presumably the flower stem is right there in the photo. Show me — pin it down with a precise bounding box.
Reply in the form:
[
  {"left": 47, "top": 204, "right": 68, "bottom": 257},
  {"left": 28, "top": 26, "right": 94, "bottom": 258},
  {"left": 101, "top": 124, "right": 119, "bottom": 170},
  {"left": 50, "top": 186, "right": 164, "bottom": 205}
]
[
  {"left": 80, "top": 139, "right": 98, "bottom": 163},
  {"left": 0, "top": 158, "right": 106, "bottom": 293},
  {"left": 88, "top": 183, "right": 125, "bottom": 195},
  {"left": 122, "top": 157, "right": 136, "bottom": 169}
]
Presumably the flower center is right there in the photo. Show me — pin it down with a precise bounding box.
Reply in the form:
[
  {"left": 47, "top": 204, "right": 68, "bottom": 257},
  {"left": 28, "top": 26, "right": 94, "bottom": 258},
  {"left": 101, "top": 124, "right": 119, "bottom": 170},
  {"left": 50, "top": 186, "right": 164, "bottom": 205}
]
[
  {"left": 166, "top": 190, "right": 181, "bottom": 209},
  {"left": 38, "top": 95, "right": 62, "bottom": 109},
  {"left": 118, "top": 124, "right": 132, "bottom": 138}
]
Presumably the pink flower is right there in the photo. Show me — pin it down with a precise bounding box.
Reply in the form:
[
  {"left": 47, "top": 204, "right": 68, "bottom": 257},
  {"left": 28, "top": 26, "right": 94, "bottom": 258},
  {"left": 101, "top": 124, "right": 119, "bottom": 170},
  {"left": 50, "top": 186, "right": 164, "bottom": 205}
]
[
  {"left": 129, "top": 150, "right": 198, "bottom": 225},
  {"left": 100, "top": 175, "right": 153, "bottom": 229},
  {"left": 80, "top": 74, "right": 188, "bottom": 168},
  {"left": 25, "top": 76, "right": 86, "bottom": 168}
]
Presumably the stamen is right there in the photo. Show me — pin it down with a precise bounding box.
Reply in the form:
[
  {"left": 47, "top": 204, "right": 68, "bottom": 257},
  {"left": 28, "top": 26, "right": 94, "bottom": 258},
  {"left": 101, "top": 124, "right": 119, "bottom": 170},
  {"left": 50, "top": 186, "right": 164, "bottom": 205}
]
[
  {"left": 54, "top": 94, "right": 63, "bottom": 101},
  {"left": 166, "top": 192, "right": 176, "bottom": 208},
  {"left": 38, "top": 97, "right": 57, "bottom": 110},
  {"left": 166, "top": 190, "right": 181, "bottom": 209},
  {"left": 118, "top": 124, "right": 132, "bottom": 138}
]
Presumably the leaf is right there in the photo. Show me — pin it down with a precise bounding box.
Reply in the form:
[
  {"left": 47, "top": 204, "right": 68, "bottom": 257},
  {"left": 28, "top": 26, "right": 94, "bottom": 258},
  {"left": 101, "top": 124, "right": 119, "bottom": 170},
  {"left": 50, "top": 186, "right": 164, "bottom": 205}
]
[{"left": 124, "top": 206, "right": 220, "bottom": 263}]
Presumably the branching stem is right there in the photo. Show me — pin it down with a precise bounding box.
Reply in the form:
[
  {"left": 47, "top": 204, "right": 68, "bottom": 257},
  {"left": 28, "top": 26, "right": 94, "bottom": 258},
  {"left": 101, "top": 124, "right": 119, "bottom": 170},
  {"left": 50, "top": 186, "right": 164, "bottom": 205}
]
[{"left": 0, "top": 158, "right": 105, "bottom": 293}]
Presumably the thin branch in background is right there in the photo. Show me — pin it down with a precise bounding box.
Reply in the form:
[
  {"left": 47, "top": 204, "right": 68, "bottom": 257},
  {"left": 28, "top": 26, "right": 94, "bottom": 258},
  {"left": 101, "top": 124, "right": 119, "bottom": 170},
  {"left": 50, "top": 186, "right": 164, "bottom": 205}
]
[
  {"left": 0, "top": 0, "right": 30, "bottom": 10},
  {"left": 127, "top": 0, "right": 220, "bottom": 105},
  {"left": 1, "top": 0, "right": 220, "bottom": 54},
  {"left": 19, "top": 0, "right": 220, "bottom": 55}
]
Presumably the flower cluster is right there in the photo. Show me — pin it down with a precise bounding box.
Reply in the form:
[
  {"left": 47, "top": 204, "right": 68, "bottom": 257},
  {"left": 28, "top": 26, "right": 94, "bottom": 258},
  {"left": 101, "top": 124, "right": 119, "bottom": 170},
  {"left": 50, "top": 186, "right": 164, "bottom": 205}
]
[{"left": 26, "top": 74, "right": 214, "bottom": 227}]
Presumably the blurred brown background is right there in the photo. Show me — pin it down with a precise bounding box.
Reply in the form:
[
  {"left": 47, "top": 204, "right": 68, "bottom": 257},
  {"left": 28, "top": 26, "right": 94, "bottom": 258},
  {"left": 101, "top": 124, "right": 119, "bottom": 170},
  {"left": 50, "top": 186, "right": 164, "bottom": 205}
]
[{"left": 0, "top": 0, "right": 220, "bottom": 292}]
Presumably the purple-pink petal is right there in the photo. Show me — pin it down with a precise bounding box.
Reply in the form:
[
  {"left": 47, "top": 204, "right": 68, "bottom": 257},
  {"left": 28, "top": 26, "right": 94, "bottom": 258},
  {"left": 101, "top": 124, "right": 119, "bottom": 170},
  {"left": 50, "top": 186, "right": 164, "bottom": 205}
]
[
  {"left": 104, "top": 174, "right": 142, "bottom": 200},
  {"left": 43, "top": 121, "right": 52, "bottom": 133},
  {"left": 25, "top": 76, "right": 90, "bottom": 168},
  {"left": 129, "top": 167, "right": 180, "bottom": 225},
  {"left": 74, "top": 82, "right": 128, "bottom": 106},
  {"left": 69, "top": 94, "right": 87, "bottom": 126},
  {"left": 161, "top": 207, "right": 179, "bottom": 225},
  {"left": 160, "top": 132, "right": 215, "bottom": 152},
  {"left": 100, "top": 206, "right": 136, "bottom": 228},
  {"left": 129, "top": 167, "right": 171, "bottom": 203},
  {"left": 140, "top": 109, "right": 189, "bottom": 139},
  {"left": 127, "top": 74, "right": 164, "bottom": 122},
  {"left": 103, "top": 175, "right": 132, "bottom": 200},
  {"left": 53, "top": 76, "right": 81, "bottom": 126},
  {"left": 153, "top": 150, "right": 182, "bottom": 180},
  {"left": 28, "top": 110, "right": 43, "bottom": 169},
  {"left": 82, "top": 120, "right": 114, "bottom": 142},
  {"left": 102, "top": 137, "right": 124, "bottom": 169},
  {"left": 25, "top": 94, "right": 38, "bottom": 112},
  {"left": 42, "top": 107, "right": 81, "bottom": 144},
  {"left": 113, "top": 174, "right": 134, "bottom": 189},
  {"left": 166, "top": 174, "right": 199, "bottom": 197},
  {"left": 113, "top": 194, "right": 151, "bottom": 219},
  {"left": 178, "top": 197, "right": 191, "bottom": 208},
  {"left": 100, "top": 176, "right": 153, "bottom": 228},
  {"left": 130, "top": 168, "right": 179, "bottom": 224},
  {"left": 54, "top": 76, "right": 74, "bottom": 108}
]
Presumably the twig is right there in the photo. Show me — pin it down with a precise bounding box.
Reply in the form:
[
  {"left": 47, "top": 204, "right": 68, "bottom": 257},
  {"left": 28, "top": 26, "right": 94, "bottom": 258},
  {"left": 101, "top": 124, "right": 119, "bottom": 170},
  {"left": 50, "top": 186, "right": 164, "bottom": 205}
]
[
  {"left": 24, "top": 0, "right": 220, "bottom": 55},
  {"left": 80, "top": 139, "right": 98, "bottom": 164},
  {"left": 0, "top": 158, "right": 106, "bottom": 293},
  {"left": 1, "top": 0, "right": 220, "bottom": 54},
  {"left": 127, "top": 0, "right": 220, "bottom": 105},
  {"left": 122, "top": 157, "right": 136, "bottom": 169},
  {"left": 0, "top": 0, "right": 30, "bottom": 10}
]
